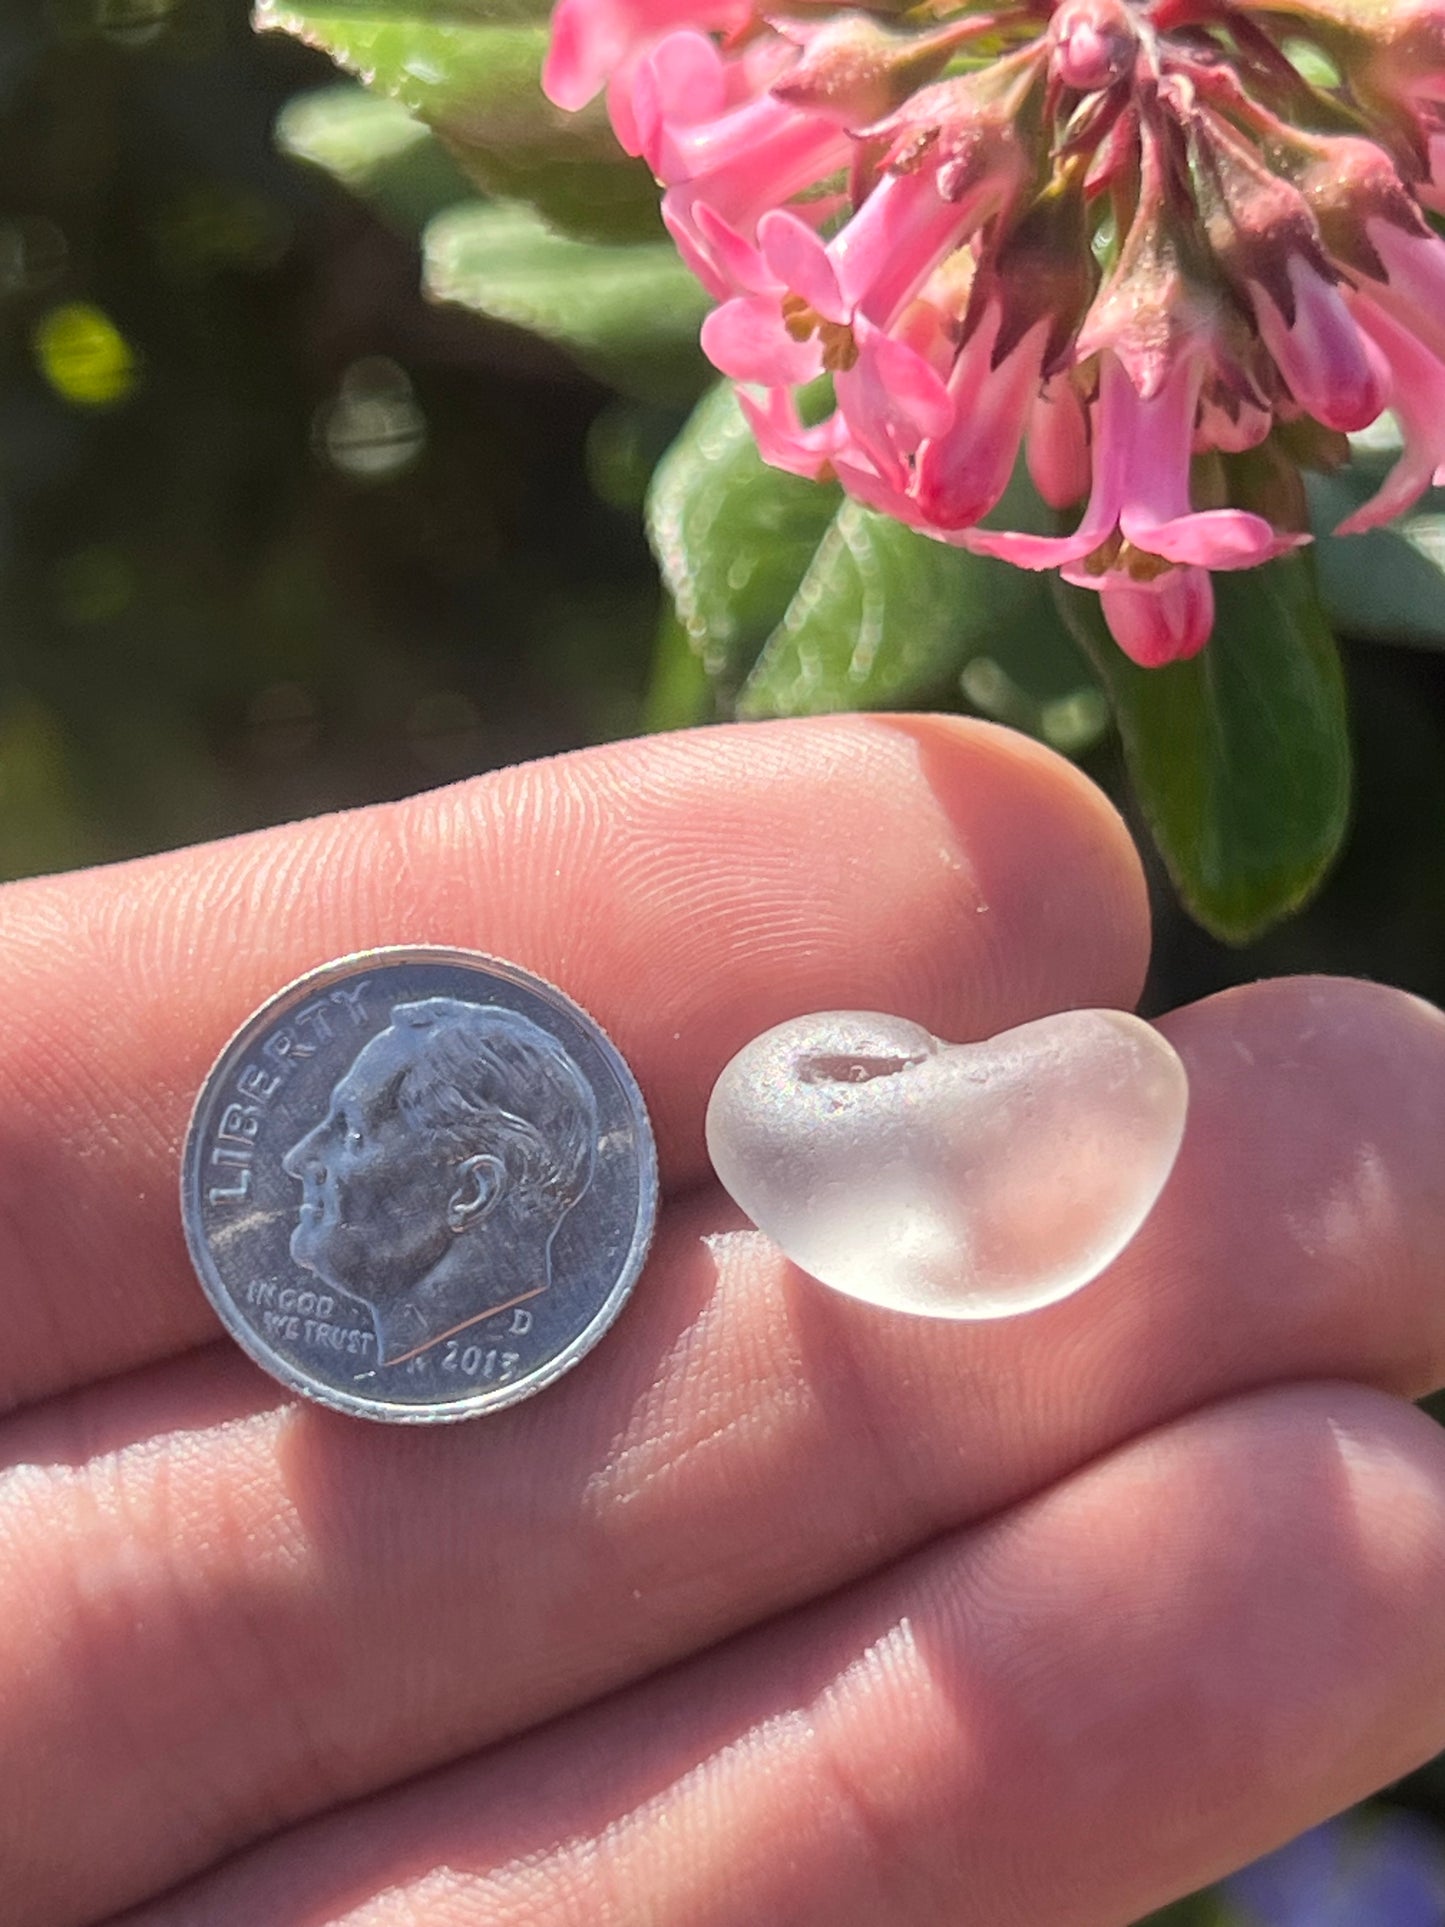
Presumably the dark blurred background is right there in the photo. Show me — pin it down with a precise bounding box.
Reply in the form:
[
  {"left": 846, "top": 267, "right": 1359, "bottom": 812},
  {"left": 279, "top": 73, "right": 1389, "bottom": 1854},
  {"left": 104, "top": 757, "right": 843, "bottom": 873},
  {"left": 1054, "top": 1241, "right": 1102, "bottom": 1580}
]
[
  {"left": 0, "top": 0, "right": 673, "bottom": 886},
  {"left": 3, "top": 2, "right": 1445, "bottom": 1912}
]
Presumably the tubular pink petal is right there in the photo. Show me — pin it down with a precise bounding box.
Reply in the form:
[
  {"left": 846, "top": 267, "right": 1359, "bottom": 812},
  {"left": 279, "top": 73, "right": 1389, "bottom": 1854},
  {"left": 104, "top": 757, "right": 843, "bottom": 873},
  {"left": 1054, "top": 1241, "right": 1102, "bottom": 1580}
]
[
  {"left": 656, "top": 101, "right": 850, "bottom": 242},
  {"left": 701, "top": 296, "right": 824, "bottom": 385},
  {"left": 856, "top": 324, "right": 955, "bottom": 439},
  {"left": 914, "top": 311, "right": 1048, "bottom": 530},
  {"left": 659, "top": 104, "right": 849, "bottom": 285},
  {"left": 689, "top": 202, "right": 774, "bottom": 294},
  {"left": 835, "top": 171, "right": 973, "bottom": 321},
  {"left": 966, "top": 353, "right": 1133, "bottom": 569},
  {"left": 1134, "top": 509, "right": 1301, "bottom": 569},
  {"left": 759, "top": 210, "right": 846, "bottom": 321},
  {"left": 661, "top": 194, "right": 737, "bottom": 298},
  {"left": 631, "top": 31, "right": 729, "bottom": 168},
  {"left": 1112, "top": 352, "right": 1199, "bottom": 534},
  {"left": 1333, "top": 470, "right": 1438, "bottom": 538},
  {"left": 1100, "top": 568, "right": 1215, "bottom": 666},
  {"left": 543, "top": 0, "right": 611, "bottom": 111},
  {"left": 963, "top": 525, "right": 1106, "bottom": 567},
  {"left": 1026, "top": 376, "right": 1092, "bottom": 509},
  {"left": 831, "top": 456, "right": 937, "bottom": 525},
  {"left": 1108, "top": 353, "right": 1297, "bottom": 569},
  {"left": 650, "top": 28, "right": 727, "bottom": 115},
  {"left": 544, "top": 0, "right": 740, "bottom": 115},
  {"left": 737, "top": 388, "right": 848, "bottom": 479},
  {"left": 607, "top": 66, "right": 646, "bottom": 153},
  {"left": 1251, "top": 259, "right": 1387, "bottom": 433},
  {"left": 1336, "top": 292, "right": 1445, "bottom": 532},
  {"left": 1360, "top": 217, "right": 1445, "bottom": 368},
  {"left": 833, "top": 327, "right": 952, "bottom": 488}
]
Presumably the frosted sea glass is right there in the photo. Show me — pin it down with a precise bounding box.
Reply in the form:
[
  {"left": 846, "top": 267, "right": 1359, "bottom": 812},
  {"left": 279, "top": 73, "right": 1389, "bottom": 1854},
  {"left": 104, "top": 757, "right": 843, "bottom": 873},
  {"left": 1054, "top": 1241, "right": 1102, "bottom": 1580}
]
[{"left": 705, "top": 1009, "right": 1189, "bottom": 1319}]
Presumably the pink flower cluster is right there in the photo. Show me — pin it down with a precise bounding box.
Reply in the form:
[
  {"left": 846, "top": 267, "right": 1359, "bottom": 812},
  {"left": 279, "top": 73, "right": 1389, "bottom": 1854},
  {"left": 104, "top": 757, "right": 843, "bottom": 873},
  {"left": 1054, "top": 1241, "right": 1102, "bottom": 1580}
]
[{"left": 545, "top": 0, "right": 1445, "bottom": 665}]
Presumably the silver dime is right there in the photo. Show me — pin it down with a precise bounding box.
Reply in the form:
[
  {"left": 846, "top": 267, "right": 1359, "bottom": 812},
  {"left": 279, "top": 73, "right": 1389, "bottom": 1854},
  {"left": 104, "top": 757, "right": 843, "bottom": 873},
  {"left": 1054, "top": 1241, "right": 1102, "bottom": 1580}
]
[{"left": 181, "top": 948, "right": 658, "bottom": 1422}]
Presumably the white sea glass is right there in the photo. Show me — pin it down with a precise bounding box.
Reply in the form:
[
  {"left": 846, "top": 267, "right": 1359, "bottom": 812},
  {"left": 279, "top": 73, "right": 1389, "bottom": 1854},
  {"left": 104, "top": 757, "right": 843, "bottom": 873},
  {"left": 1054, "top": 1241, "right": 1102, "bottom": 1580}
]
[{"left": 705, "top": 1008, "right": 1188, "bottom": 1319}]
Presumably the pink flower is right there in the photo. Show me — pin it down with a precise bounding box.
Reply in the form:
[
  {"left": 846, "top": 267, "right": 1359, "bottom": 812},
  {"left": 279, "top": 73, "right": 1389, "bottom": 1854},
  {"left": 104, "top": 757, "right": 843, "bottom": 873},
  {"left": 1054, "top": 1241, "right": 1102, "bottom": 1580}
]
[
  {"left": 543, "top": 0, "right": 748, "bottom": 145},
  {"left": 969, "top": 352, "right": 1291, "bottom": 575},
  {"left": 1248, "top": 254, "right": 1387, "bottom": 434},
  {"left": 1100, "top": 566, "right": 1214, "bottom": 668},
  {"left": 1191, "top": 111, "right": 1386, "bottom": 433},
  {"left": 1335, "top": 293, "right": 1445, "bottom": 534},
  {"left": 1354, "top": 218, "right": 1445, "bottom": 371},
  {"left": 735, "top": 388, "right": 849, "bottom": 481},
  {"left": 912, "top": 300, "right": 1050, "bottom": 529},
  {"left": 547, "top": 0, "right": 1445, "bottom": 663},
  {"left": 1027, "top": 376, "right": 1092, "bottom": 511}
]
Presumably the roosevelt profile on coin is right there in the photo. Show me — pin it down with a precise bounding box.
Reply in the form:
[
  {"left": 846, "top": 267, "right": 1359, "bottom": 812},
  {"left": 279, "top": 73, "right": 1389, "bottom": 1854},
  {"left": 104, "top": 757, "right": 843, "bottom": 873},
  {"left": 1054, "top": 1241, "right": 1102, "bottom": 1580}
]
[{"left": 282, "top": 996, "right": 599, "bottom": 1366}]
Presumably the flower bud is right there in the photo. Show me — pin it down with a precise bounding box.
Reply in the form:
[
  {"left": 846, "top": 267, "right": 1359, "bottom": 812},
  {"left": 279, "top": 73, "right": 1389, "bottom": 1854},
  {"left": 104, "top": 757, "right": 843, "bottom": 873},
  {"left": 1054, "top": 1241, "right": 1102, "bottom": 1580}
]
[
  {"left": 864, "top": 49, "right": 1042, "bottom": 207},
  {"left": 1049, "top": 0, "right": 1138, "bottom": 95},
  {"left": 1027, "top": 376, "right": 1091, "bottom": 509},
  {"left": 1357, "top": 0, "right": 1445, "bottom": 103},
  {"left": 1268, "top": 128, "right": 1431, "bottom": 281},
  {"left": 1100, "top": 565, "right": 1214, "bottom": 667},
  {"left": 771, "top": 15, "right": 993, "bottom": 130},
  {"left": 1192, "top": 113, "right": 1386, "bottom": 430}
]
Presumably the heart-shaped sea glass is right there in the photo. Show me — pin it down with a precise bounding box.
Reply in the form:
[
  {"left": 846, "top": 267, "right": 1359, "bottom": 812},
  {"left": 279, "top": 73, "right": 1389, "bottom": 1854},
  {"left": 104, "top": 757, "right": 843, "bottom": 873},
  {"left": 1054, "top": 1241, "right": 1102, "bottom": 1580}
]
[{"left": 705, "top": 1009, "right": 1188, "bottom": 1319}]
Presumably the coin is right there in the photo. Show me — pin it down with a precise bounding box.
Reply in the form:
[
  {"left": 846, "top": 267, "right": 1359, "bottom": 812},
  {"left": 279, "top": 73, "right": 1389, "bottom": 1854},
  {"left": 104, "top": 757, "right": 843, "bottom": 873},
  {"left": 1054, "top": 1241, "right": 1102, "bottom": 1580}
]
[{"left": 181, "top": 948, "right": 658, "bottom": 1422}]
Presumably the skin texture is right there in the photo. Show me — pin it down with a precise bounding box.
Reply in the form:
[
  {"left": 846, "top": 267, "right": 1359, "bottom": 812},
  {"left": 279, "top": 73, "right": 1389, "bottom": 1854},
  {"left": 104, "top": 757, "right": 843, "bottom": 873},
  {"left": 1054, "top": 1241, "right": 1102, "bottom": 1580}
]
[{"left": 0, "top": 715, "right": 1444, "bottom": 1927}]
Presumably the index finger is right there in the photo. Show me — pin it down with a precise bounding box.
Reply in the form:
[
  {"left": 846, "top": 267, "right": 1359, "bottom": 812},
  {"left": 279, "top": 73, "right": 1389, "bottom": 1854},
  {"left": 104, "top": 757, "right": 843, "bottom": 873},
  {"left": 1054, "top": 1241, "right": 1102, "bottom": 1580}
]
[{"left": 0, "top": 715, "right": 1147, "bottom": 1411}]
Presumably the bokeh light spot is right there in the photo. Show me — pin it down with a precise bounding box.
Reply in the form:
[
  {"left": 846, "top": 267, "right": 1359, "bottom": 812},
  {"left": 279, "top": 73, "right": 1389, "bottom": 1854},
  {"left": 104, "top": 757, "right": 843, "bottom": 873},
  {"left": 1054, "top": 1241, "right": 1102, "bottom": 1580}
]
[
  {"left": 34, "top": 303, "right": 140, "bottom": 408},
  {"left": 90, "top": 0, "right": 180, "bottom": 49},
  {"left": 315, "top": 357, "right": 427, "bottom": 483},
  {"left": 0, "top": 220, "right": 69, "bottom": 300}
]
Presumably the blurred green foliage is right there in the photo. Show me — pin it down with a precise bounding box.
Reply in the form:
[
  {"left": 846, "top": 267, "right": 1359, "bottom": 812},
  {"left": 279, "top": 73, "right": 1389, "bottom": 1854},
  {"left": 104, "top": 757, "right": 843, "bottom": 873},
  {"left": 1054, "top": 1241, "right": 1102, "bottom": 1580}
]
[{"left": 0, "top": 0, "right": 668, "bottom": 884}]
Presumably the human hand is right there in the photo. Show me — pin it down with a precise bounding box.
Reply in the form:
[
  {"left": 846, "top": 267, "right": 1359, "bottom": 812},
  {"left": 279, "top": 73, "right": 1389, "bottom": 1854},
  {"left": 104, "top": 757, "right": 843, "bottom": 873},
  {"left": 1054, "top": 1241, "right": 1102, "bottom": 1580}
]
[{"left": 5, "top": 716, "right": 1445, "bottom": 1927}]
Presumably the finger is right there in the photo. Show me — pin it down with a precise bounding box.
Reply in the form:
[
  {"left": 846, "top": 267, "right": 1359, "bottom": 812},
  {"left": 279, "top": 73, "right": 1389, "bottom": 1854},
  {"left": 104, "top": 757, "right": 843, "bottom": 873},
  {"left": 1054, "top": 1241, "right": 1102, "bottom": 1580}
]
[
  {"left": 6, "top": 976, "right": 1445, "bottom": 1924},
  {"left": 118, "top": 1383, "right": 1445, "bottom": 1927},
  {"left": 0, "top": 715, "right": 1146, "bottom": 1412}
]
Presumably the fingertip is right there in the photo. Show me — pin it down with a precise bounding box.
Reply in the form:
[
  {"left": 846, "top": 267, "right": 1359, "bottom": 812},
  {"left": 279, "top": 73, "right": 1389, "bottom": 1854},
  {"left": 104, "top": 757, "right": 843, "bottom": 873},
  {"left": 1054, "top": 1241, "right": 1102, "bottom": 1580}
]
[
  {"left": 1144, "top": 973, "right": 1445, "bottom": 1399},
  {"left": 876, "top": 713, "right": 1152, "bottom": 1025}
]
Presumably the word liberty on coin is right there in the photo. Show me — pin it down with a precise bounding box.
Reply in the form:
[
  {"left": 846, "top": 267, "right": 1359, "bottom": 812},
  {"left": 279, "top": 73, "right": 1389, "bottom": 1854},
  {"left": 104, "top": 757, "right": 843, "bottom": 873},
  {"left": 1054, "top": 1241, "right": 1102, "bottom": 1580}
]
[{"left": 181, "top": 949, "right": 658, "bottom": 1422}]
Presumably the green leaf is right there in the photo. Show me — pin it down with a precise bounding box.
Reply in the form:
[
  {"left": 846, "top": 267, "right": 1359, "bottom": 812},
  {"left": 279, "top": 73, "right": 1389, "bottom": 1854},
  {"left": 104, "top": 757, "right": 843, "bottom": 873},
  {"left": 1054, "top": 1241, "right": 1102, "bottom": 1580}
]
[
  {"left": 646, "top": 382, "right": 843, "bottom": 702},
  {"left": 739, "top": 496, "right": 1061, "bottom": 719},
  {"left": 1310, "top": 470, "right": 1445, "bottom": 650},
  {"left": 423, "top": 200, "right": 711, "bottom": 401},
  {"left": 1055, "top": 558, "right": 1352, "bottom": 943},
  {"left": 647, "top": 382, "right": 1096, "bottom": 725},
  {"left": 255, "top": 1, "right": 662, "bottom": 240},
  {"left": 275, "top": 85, "right": 475, "bottom": 234},
  {"left": 955, "top": 590, "right": 1110, "bottom": 757},
  {"left": 641, "top": 610, "right": 716, "bottom": 732}
]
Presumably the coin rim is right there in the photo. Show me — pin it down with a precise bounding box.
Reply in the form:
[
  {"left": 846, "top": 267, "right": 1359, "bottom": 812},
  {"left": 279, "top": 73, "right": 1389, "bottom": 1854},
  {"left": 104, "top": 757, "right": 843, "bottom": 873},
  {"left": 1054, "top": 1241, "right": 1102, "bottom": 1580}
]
[{"left": 180, "top": 945, "right": 660, "bottom": 1423}]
